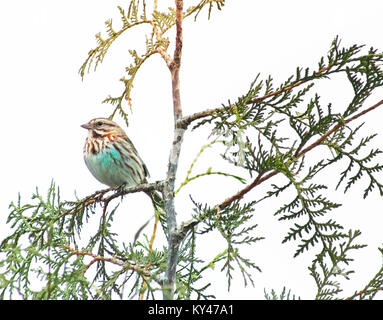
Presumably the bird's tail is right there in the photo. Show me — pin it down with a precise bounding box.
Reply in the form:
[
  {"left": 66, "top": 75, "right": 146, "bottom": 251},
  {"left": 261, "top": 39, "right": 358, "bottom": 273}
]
[{"left": 147, "top": 190, "right": 164, "bottom": 212}]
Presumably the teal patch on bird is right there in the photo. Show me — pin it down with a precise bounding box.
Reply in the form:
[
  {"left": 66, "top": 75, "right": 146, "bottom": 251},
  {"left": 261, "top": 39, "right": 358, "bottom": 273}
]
[{"left": 102, "top": 146, "right": 121, "bottom": 165}]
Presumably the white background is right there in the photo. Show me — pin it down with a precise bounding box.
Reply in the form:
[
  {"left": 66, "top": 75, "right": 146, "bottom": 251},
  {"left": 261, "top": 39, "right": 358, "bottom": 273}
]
[{"left": 1, "top": 0, "right": 383, "bottom": 299}]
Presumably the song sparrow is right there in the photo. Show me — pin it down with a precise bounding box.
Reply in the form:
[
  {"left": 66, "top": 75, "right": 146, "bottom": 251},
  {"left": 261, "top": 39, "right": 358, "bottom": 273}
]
[{"left": 81, "top": 117, "right": 163, "bottom": 207}]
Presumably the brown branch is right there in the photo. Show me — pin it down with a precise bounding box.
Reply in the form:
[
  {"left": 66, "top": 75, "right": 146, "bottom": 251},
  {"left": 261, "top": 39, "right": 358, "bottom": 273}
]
[
  {"left": 216, "top": 98, "right": 383, "bottom": 210},
  {"left": 297, "top": 98, "right": 383, "bottom": 158},
  {"left": 219, "top": 172, "right": 266, "bottom": 209},
  {"left": 170, "top": 0, "right": 183, "bottom": 119},
  {"left": 61, "top": 243, "right": 153, "bottom": 277},
  {"left": 177, "top": 66, "right": 332, "bottom": 129},
  {"left": 61, "top": 244, "right": 121, "bottom": 274},
  {"left": 345, "top": 287, "right": 383, "bottom": 300},
  {"left": 250, "top": 65, "right": 331, "bottom": 104}
]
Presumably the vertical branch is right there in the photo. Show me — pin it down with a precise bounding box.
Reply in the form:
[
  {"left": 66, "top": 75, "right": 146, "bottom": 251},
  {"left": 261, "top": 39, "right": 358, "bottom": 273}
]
[
  {"left": 170, "top": 0, "right": 183, "bottom": 120},
  {"left": 163, "top": 0, "right": 185, "bottom": 300}
]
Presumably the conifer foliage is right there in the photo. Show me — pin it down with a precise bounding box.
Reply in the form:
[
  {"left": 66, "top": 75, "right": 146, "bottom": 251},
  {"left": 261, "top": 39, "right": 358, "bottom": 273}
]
[{"left": 1, "top": 1, "right": 383, "bottom": 300}]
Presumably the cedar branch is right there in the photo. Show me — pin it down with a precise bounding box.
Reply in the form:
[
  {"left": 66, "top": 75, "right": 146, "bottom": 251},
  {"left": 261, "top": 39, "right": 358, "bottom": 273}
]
[
  {"left": 217, "top": 98, "right": 383, "bottom": 210},
  {"left": 177, "top": 66, "right": 332, "bottom": 129}
]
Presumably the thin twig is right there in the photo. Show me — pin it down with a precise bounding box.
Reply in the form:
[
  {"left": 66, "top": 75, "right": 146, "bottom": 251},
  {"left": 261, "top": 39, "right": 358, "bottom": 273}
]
[
  {"left": 139, "top": 216, "right": 160, "bottom": 300},
  {"left": 151, "top": 0, "right": 172, "bottom": 67}
]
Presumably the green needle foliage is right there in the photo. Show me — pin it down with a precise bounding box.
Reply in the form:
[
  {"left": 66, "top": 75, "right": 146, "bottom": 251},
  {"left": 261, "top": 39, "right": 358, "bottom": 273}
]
[
  {"left": 264, "top": 286, "right": 300, "bottom": 300},
  {"left": 2, "top": 1, "right": 383, "bottom": 300}
]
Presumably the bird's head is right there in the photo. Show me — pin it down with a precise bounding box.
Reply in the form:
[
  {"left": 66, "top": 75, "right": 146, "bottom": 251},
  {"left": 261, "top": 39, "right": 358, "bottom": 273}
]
[{"left": 81, "top": 118, "right": 125, "bottom": 139}]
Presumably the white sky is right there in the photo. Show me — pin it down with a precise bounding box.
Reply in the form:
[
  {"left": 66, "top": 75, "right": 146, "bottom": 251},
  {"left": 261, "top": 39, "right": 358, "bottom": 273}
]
[{"left": 1, "top": 0, "right": 383, "bottom": 299}]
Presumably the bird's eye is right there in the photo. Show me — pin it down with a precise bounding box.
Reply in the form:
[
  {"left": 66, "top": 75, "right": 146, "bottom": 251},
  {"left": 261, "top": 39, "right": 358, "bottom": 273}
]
[{"left": 96, "top": 121, "right": 103, "bottom": 126}]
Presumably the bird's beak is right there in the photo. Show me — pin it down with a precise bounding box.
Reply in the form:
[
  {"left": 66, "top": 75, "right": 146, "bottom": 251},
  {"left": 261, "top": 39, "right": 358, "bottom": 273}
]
[{"left": 81, "top": 123, "right": 92, "bottom": 130}]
